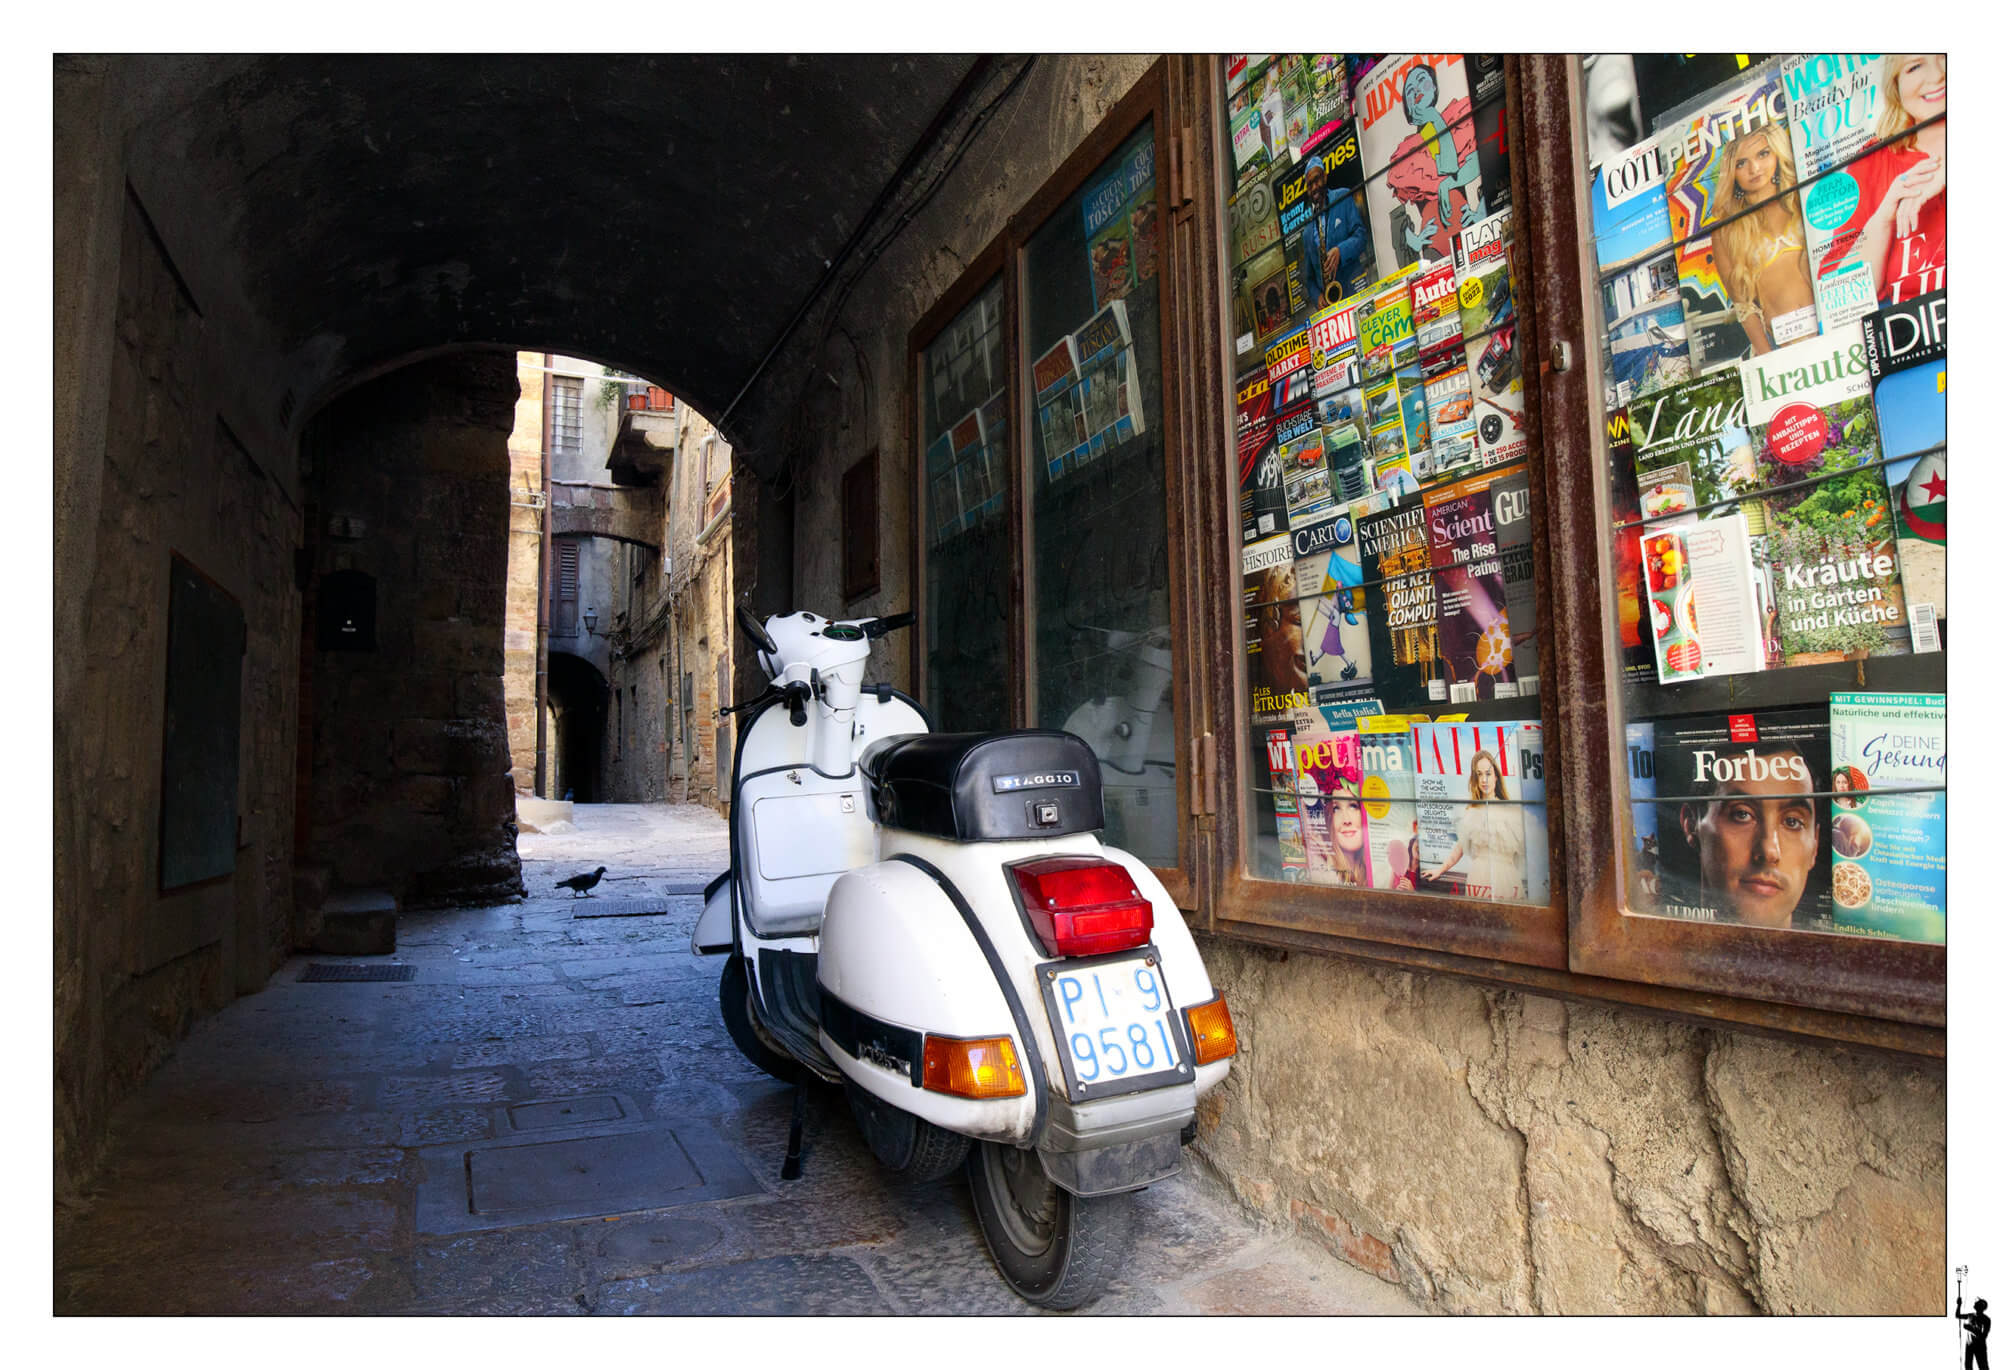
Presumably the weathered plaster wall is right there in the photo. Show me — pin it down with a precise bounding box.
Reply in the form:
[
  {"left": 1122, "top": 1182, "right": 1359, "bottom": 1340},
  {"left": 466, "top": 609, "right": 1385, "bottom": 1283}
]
[
  {"left": 1190, "top": 941, "right": 1945, "bottom": 1314},
  {"left": 58, "top": 188, "right": 304, "bottom": 1194},
  {"left": 300, "top": 355, "right": 524, "bottom": 908}
]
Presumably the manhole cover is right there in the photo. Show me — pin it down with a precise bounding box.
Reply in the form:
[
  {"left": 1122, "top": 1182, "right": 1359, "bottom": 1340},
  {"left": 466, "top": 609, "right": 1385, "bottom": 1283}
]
[
  {"left": 571, "top": 899, "right": 674, "bottom": 921},
  {"left": 299, "top": 963, "right": 417, "bottom": 982},
  {"left": 509, "top": 1096, "right": 627, "bottom": 1131}
]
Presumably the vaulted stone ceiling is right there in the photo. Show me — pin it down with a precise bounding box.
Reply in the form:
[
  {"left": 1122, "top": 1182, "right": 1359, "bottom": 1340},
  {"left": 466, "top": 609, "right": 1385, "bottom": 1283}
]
[{"left": 94, "top": 54, "right": 985, "bottom": 474}]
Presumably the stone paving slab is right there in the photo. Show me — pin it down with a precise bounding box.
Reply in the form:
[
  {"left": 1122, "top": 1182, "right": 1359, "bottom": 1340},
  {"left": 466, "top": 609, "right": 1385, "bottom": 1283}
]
[{"left": 55, "top": 801, "right": 1421, "bottom": 1317}]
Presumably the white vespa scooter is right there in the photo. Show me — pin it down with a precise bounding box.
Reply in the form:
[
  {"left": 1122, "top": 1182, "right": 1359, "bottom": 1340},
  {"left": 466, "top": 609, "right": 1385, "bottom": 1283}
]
[{"left": 691, "top": 605, "right": 1237, "bottom": 1308}]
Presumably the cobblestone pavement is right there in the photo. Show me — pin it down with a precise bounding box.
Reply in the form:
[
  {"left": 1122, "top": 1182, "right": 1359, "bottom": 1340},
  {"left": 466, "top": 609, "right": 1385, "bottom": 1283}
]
[{"left": 55, "top": 803, "right": 1417, "bottom": 1316}]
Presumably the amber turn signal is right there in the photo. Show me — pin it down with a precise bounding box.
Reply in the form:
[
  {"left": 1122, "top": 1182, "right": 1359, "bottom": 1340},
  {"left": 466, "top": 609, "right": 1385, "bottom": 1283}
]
[
  {"left": 922, "top": 1034, "right": 1027, "bottom": 1099},
  {"left": 1184, "top": 994, "right": 1237, "bottom": 1065}
]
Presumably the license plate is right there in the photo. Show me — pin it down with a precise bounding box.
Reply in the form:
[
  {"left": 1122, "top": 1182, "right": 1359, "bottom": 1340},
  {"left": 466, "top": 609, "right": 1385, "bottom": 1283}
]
[{"left": 1038, "top": 952, "right": 1192, "bottom": 1099}]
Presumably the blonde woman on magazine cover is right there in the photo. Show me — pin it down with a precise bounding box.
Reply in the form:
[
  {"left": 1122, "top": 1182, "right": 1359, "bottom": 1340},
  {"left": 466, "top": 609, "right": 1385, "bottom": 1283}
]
[
  {"left": 1708, "top": 127, "right": 1814, "bottom": 354},
  {"left": 1821, "top": 53, "right": 1946, "bottom": 307}
]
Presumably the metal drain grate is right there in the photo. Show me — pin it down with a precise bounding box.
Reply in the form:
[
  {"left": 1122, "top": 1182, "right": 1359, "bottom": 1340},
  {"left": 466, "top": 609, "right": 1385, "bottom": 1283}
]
[{"left": 299, "top": 963, "right": 418, "bottom": 983}]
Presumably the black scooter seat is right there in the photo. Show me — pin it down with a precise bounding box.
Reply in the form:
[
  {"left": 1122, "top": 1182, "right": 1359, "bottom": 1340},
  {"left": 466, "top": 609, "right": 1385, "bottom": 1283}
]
[{"left": 861, "top": 730, "right": 1104, "bottom": 841}]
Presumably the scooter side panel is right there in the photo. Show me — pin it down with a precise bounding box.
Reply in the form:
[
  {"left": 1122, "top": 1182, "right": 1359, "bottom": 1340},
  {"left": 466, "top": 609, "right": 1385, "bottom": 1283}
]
[
  {"left": 818, "top": 860, "right": 1036, "bottom": 1143},
  {"left": 691, "top": 875, "right": 732, "bottom": 954}
]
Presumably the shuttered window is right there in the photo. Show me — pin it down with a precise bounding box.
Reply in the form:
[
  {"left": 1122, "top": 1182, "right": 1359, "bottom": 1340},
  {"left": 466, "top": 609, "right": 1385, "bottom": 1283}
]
[{"left": 554, "top": 538, "right": 579, "bottom": 638}]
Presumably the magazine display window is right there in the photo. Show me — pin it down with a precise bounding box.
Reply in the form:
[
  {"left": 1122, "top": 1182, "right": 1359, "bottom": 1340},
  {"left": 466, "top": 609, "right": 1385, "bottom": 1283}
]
[
  {"left": 1566, "top": 53, "right": 1944, "bottom": 1026},
  {"left": 1213, "top": 54, "right": 1568, "bottom": 970},
  {"left": 910, "top": 66, "right": 1198, "bottom": 907}
]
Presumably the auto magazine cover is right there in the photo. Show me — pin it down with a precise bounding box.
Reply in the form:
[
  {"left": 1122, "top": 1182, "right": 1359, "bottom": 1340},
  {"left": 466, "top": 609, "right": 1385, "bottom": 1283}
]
[
  {"left": 1649, "top": 708, "right": 1832, "bottom": 931},
  {"left": 1827, "top": 690, "right": 1944, "bottom": 943},
  {"left": 1354, "top": 55, "right": 1487, "bottom": 273},
  {"left": 1454, "top": 209, "right": 1526, "bottom": 467}
]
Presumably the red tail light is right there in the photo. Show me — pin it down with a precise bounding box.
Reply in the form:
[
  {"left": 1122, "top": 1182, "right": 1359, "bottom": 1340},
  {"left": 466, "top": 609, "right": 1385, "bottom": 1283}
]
[{"left": 1007, "top": 857, "right": 1154, "bottom": 958}]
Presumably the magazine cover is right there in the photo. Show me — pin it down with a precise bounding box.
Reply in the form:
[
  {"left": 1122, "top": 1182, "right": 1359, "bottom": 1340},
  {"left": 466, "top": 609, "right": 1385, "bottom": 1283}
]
[
  {"left": 1278, "top": 122, "right": 1374, "bottom": 311},
  {"left": 1799, "top": 55, "right": 1945, "bottom": 315},
  {"left": 1412, "top": 721, "right": 1526, "bottom": 901},
  {"left": 1072, "top": 300, "right": 1145, "bottom": 460},
  {"left": 1300, "top": 55, "right": 1351, "bottom": 156},
  {"left": 1426, "top": 466, "right": 1537, "bottom": 693},
  {"left": 1424, "top": 478, "right": 1516, "bottom": 703},
  {"left": 1602, "top": 253, "right": 1692, "bottom": 406},
  {"left": 1758, "top": 466, "right": 1911, "bottom": 665},
  {"left": 947, "top": 408, "right": 996, "bottom": 530},
  {"left": 1659, "top": 60, "right": 1815, "bottom": 372},
  {"left": 1354, "top": 55, "right": 1487, "bottom": 272},
  {"left": 925, "top": 429, "right": 962, "bottom": 546},
  {"left": 1625, "top": 720, "right": 1659, "bottom": 913},
  {"left": 1413, "top": 257, "right": 1464, "bottom": 379},
  {"left": 1517, "top": 720, "right": 1549, "bottom": 907},
  {"left": 1782, "top": 54, "right": 1889, "bottom": 326},
  {"left": 1454, "top": 209, "right": 1527, "bottom": 467},
  {"left": 1032, "top": 333, "right": 1084, "bottom": 483},
  {"left": 1827, "top": 691, "right": 1944, "bottom": 942},
  {"left": 1225, "top": 55, "right": 1271, "bottom": 101},
  {"left": 1231, "top": 102, "right": 1272, "bottom": 182},
  {"left": 1359, "top": 713, "right": 1428, "bottom": 890},
  {"left": 1606, "top": 409, "right": 1660, "bottom": 686},
  {"left": 1649, "top": 708, "right": 1832, "bottom": 931},
  {"left": 1357, "top": 499, "right": 1441, "bottom": 711},
  {"left": 1276, "top": 404, "right": 1334, "bottom": 527},
  {"left": 1736, "top": 322, "right": 1879, "bottom": 491},
  {"left": 1259, "top": 60, "right": 1293, "bottom": 167},
  {"left": 1625, "top": 370, "right": 1753, "bottom": 516},
  {"left": 1467, "top": 55, "right": 1511, "bottom": 217},
  {"left": 1276, "top": 56, "right": 1312, "bottom": 165},
  {"left": 1291, "top": 506, "right": 1372, "bottom": 694},
  {"left": 1230, "top": 166, "right": 1284, "bottom": 353},
  {"left": 1251, "top": 719, "right": 1308, "bottom": 882},
  {"left": 1589, "top": 131, "right": 1674, "bottom": 273},
  {"left": 1864, "top": 289, "right": 1945, "bottom": 646},
  {"left": 1243, "top": 533, "right": 1308, "bottom": 720},
  {"left": 1236, "top": 365, "right": 1287, "bottom": 542},
  {"left": 1294, "top": 708, "right": 1377, "bottom": 887},
  {"left": 1639, "top": 514, "right": 1766, "bottom": 683}
]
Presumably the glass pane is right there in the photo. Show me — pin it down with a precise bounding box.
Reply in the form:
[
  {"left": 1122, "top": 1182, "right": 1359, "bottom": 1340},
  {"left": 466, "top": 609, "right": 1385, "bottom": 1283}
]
[
  {"left": 1222, "top": 55, "right": 1548, "bottom": 903},
  {"left": 919, "top": 276, "right": 1012, "bottom": 733},
  {"left": 1021, "top": 119, "right": 1178, "bottom": 868},
  {"left": 1582, "top": 53, "right": 1945, "bottom": 941}
]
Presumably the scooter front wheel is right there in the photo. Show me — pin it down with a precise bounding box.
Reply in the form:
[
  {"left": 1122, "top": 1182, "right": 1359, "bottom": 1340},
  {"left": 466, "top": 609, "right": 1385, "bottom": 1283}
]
[
  {"left": 719, "top": 952, "right": 805, "bottom": 1085},
  {"left": 967, "top": 1140, "right": 1133, "bottom": 1309}
]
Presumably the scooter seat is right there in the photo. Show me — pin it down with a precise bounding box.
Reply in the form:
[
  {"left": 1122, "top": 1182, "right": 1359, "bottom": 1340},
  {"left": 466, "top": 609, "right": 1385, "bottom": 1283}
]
[{"left": 861, "top": 730, "right": 1104, "bottom": 841}]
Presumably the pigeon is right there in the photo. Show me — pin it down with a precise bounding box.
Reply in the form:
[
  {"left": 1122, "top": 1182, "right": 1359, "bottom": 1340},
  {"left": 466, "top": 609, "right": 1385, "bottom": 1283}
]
[{"left": 555, "top": 866, "right": 607, "bottom": 898}]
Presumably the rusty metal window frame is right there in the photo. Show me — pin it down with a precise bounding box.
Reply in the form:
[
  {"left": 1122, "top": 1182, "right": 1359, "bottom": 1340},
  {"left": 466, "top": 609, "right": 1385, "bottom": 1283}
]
[{"left": 1179, "top": 54, "right": 1939, "bottom": 1057}]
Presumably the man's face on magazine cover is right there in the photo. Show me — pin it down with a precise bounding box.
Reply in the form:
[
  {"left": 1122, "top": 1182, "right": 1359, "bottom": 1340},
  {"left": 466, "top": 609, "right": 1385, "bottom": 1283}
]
[{"left": 1679, "top": 747, "right": 1818, "bottom": 928}]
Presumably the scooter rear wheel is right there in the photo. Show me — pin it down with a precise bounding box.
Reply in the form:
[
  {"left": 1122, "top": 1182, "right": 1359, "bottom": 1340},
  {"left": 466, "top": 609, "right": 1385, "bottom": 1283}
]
[
  {"left": 719, "top": 952, "right": 805, "bottom": 1086},
  {"left": 968, "top": 1140, "right": 1133, "bottom": 1309}
]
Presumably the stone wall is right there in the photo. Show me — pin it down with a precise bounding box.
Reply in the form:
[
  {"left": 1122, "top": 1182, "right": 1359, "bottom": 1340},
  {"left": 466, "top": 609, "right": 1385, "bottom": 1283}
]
[
  {"left": 1188, "top": 942, "right": 1944, "bottom": 1314},
  {"left": 504, "top": 356, "right": 545, "bottom": 794},
  {"left": 756, "top": 53, "right": 1947, "bottom": 1314},
  {"left": 57, "top": 187, "right": 304, "bottom": 1193},
  {"left": 299, "top": 354, "right": 525, "bottom": 908}
]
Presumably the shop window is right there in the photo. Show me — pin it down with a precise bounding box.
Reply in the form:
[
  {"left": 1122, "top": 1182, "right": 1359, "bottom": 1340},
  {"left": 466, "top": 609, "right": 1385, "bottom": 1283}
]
[
  {"left": 1021, "top": 119, "right": 1177, "bottom": 870},
  {"left": 1215, "top": 55, "right": 1562, "bottom": 966},
  {"left": 912, "top": 67, "right": 1194, "bottom": 900},
  {"left": 1566, "top": 53, "right": 1944, "bottom": 1023}
]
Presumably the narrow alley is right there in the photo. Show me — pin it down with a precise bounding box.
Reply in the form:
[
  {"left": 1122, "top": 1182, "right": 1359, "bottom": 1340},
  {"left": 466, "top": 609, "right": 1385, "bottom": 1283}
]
[{"left": 54, "top": 803, "right": 1415, "bottom": 1316}]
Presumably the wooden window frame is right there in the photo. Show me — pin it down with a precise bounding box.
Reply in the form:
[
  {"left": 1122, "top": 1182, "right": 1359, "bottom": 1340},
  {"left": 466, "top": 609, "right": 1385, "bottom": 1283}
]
[
  {"left": 909, "top": 61, "right": 1202, "bottom": 912},
  {"left": 1177, "top": 55, "right": 1939, "bottom": 1057}
]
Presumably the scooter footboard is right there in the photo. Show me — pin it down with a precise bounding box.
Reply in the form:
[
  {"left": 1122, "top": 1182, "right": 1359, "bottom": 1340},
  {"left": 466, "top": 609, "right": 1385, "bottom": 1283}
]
[{"left": 817, "top": 860, "right": 1039, "bottom": 1145}]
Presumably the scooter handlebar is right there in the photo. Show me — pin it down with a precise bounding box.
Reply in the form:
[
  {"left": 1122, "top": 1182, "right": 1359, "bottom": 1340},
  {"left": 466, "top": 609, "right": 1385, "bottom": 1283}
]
[{"left": 863, "top": 611, "right": 915, "bottom": 639}]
